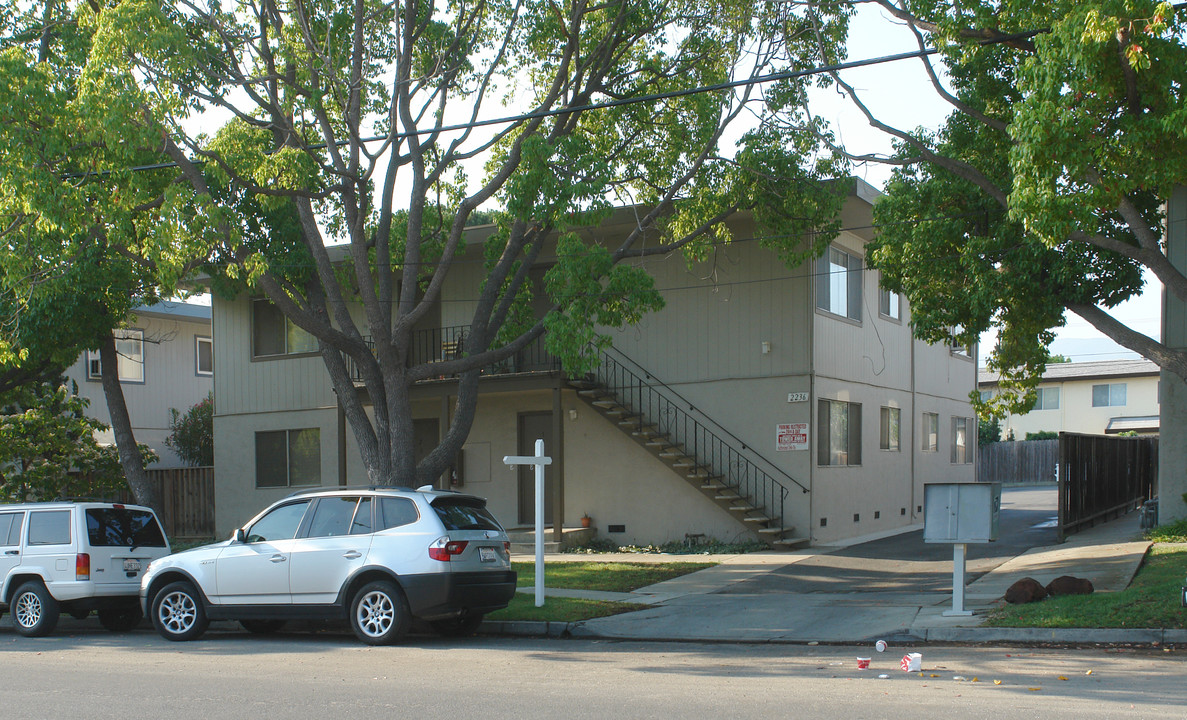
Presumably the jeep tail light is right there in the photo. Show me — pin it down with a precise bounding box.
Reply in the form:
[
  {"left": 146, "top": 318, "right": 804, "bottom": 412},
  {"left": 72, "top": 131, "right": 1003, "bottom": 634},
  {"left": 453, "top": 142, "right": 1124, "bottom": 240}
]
[
  {"left": 428, "top": 537, "right": 468, "bottom": 562},
  {"left": 76, "top": 553, "right": 91, "bottom": 581},
  {"left": 503, "top": 541, "right": 511, "bottom": 557}
]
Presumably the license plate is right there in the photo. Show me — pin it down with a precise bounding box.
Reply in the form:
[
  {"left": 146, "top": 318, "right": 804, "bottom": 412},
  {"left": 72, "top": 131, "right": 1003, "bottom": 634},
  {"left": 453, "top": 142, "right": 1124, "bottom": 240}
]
[
  {"left": 123, "top": 560, "right": 141, "bottom": 573},
  {"left": 479, "top": 547, "right": 496, "bottom": 563}
]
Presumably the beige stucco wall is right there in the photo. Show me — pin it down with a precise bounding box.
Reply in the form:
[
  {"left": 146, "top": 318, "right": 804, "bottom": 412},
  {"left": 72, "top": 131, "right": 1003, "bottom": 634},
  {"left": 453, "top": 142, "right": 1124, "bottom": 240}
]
[
  {"left": 993, "top": 375, "right": 1160, "bottom": 440},
  {"left": 65, "top": 308, "right": 213, "bottom": 468}
]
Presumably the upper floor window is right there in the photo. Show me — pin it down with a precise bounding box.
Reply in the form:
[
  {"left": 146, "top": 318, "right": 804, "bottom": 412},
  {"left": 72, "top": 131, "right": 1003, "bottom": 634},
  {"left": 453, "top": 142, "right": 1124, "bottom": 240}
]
[
  {"left": 818, "top": 399, "right": 861, "bottom": 466},
  {"left": 978, "top": 390, "right": 993, "bottom": 403},
  {"left": 86, "top": 329, "right": 144, "bottom": 382},
  {"left": 816, "top": 247, "right": 862, "bottom": 322},
  {"left": 878, "top": 285, "right": 900, "bottom": 320},
  {"left": 1092, "top": 383, "right": 1126, "bottom": 407},
  {"left": 196, "top": 336, "right": 213, "bottom": 376},
  {"left": 252, "top": 299, "right": 317, "bottom": 358},
  {"left": 1034, "top": 386, "right": 1060, "bottom": 410}
]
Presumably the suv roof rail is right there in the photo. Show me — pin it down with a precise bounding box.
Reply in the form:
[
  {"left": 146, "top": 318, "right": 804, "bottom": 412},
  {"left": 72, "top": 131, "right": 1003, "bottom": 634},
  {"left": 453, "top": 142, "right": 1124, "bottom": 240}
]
[
  {"left": 284, "top": 484, "right": 416, "bottom": 498},
  {"left": 52, "top": 496, "right": 121, "bottom": 503}
]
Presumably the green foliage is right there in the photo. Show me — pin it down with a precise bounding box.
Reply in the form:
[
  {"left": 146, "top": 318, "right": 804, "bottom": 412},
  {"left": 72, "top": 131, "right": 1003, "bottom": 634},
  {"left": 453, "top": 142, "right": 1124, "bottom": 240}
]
[
  {"left": 0, "top": 379, "right": 154, "bottom": 502},
  {"left": 1146, "top": 518, "right": 1187, "bottom": 543},
  {"left": 978, "top": 416, "right": 1002, "bottom": 446},
  {"left": 859, "top": 0, "right": 1187, "bottom": 407},
  {"left": 1024, "top": 430, "right": 1059, "bottom": 440},
  {"left": 165, "top": 392, "right": 214, "bottom": 466},
  {"left": 512, "top": 561, "right": 714, "bottom": 592}
]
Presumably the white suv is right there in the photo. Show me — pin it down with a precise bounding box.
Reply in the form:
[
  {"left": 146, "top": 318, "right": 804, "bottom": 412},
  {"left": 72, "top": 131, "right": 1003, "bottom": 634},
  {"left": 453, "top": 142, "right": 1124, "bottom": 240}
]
[
  {"left": 141, "top": 486, "right": 516, "bottom": 645},
  {"left": 1, "top": 502, "right": 171, "bottom": 637}
]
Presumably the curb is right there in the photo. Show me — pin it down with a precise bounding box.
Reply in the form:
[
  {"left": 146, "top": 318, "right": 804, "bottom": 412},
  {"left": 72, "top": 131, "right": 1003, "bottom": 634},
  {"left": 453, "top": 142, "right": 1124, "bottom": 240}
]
[{"left": 481, "top": 621, "right": 1187, "bottom": 645}]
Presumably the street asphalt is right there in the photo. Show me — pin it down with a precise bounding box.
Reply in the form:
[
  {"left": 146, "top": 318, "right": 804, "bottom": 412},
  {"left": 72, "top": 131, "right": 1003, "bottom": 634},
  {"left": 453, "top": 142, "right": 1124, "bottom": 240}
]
[{"left": 494, "top": 485, "right": 1187, "bottom": 646}]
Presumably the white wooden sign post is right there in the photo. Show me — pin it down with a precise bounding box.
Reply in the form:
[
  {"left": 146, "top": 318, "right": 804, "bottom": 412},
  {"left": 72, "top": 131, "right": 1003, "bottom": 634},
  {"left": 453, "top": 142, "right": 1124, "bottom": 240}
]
[{"left": 503, "top": 438, "right": 552, "bottom": 607}]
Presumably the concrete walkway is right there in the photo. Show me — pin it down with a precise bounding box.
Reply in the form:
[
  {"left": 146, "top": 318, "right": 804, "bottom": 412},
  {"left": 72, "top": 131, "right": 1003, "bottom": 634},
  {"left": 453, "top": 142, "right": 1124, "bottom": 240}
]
[{"left": 491, "top": 512, "right": 1187, "bottom": 645}]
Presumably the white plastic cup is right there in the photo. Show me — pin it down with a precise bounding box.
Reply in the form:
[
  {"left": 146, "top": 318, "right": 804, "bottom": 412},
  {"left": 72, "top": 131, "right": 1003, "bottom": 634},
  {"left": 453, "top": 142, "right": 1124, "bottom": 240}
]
[{"left": 875, "top": 640, "right": 887, "bottom": 653}]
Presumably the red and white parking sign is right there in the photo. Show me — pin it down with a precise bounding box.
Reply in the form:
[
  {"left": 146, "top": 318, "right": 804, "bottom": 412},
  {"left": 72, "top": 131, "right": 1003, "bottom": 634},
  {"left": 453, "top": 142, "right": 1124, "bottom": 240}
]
[{"left": 776, "top": 423, "right": 808, "bottom": 451}]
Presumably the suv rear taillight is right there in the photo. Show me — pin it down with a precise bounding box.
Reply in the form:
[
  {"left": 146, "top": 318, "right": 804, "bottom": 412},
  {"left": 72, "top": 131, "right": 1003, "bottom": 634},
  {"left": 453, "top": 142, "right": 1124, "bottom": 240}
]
[
  {"left": 76, "top": 553, "right": 90, "bottom": 581},
  {"left": 428, "top": 537, "right": 468, "bottom": 562}
]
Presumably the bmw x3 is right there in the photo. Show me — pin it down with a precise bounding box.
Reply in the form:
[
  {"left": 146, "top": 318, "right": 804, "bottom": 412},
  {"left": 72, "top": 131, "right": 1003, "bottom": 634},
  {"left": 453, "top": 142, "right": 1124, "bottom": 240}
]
[{"left": 140, "top": 486, "right": 516, "bottom": 645}]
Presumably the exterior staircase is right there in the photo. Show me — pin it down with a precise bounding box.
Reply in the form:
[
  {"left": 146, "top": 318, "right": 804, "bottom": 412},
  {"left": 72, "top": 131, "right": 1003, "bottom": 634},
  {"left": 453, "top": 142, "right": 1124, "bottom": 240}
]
[{"left": 570, "top": 348, "right": 810, "bottom": 549}]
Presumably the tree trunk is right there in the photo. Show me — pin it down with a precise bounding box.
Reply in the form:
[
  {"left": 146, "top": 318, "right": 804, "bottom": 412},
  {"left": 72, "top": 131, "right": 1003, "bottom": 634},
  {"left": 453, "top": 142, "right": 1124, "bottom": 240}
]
[{"left": 98, "top": 333, "right": 162, "bottom": 514}]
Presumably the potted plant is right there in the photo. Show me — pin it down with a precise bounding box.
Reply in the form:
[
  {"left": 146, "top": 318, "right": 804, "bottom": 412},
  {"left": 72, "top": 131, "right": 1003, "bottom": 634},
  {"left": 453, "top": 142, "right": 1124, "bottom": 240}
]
[{"left": 580, "top": 513, "right": 592, "bottom": 529}]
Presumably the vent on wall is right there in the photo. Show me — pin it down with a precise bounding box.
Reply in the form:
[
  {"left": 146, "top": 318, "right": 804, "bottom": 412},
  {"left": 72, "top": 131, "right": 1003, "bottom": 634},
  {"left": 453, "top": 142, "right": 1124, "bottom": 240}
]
[
  {"left": 820, "top": 518, "right": 827, "bottom": 527},
  {"left": 874, "top": 511, "right": 880, "bottom": 519},
  {"left": 853, "top": 513, "right": 860, "bottom": 523},
  {"left": 608, "top": 524, "right": 626, "bottom": 534}
]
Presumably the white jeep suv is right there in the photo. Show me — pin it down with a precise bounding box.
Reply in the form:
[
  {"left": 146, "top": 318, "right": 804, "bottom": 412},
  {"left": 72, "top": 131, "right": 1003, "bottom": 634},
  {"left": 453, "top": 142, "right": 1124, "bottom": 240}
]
[
  {"left": 141, "top": 486, "right": 516, "bottom": 645},
  {"left": 1, "top": 501, "right": 171, "bottom": 636}
]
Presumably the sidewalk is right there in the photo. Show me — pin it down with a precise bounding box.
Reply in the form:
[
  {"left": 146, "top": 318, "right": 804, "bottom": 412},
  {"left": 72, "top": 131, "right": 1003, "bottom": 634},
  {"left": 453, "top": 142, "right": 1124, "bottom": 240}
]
[{"left": 487, "top": 513, "right": 1187, "bottom": 645}]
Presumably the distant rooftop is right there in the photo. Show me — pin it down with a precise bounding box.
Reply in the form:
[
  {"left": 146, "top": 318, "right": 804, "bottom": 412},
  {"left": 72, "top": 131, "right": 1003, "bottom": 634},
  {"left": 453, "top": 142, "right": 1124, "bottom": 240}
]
[
  {"left": 978, "top": 358, "right": 1159, "bottom": 386},
  {"left": 134, "top": 299, "right": 212, "bottom": 322}
]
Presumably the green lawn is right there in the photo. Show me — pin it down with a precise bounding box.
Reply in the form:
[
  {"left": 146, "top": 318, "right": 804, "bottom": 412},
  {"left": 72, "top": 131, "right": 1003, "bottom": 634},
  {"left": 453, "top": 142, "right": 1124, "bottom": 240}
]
[
  {"left": 512, "top": 561, "right": 715, "bottom": 593},
  {"left": 985, "top": 543, "right": 1187, "bottom": 629}
]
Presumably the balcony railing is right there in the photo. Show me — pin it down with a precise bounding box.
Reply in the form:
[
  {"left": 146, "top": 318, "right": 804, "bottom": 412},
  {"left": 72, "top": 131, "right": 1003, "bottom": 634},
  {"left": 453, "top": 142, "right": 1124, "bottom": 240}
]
[{"left": 347, "top": 326, "right": 559, "bottom": 382}]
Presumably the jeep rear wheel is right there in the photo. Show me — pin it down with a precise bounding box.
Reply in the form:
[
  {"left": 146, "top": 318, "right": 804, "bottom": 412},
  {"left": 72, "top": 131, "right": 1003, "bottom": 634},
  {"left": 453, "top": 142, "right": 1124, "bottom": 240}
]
[
  {"left": 349, "top": 581, "right": 410, "bottom": 646},
  {"left": 151, "top": 581, "right": 209, "bottom": 641},
  {"left": 12, "top": 581, "right": 60, "bottom": 638}
]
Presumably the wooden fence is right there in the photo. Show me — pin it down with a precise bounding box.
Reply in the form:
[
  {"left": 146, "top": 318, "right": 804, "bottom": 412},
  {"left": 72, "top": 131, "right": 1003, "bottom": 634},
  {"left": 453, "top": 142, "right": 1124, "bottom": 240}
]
[
  {"left": 977, "top": 439, "right": 1059, "bottom": 485},
  {"left": 121, "top": 466, "right": 215, "bottom": 540},
  {"left": 1058, "top": 433, "right": 1156, "bottom": 541}
]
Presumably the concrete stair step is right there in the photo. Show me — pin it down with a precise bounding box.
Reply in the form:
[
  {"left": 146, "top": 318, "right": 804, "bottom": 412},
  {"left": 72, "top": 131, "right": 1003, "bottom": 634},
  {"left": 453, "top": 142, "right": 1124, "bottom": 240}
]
[
  {"left": 742, "top": 515, "right": 772, "bottom": 524},
  {"left": 772, "top": 536, "right": 810, "bottom": 549}
]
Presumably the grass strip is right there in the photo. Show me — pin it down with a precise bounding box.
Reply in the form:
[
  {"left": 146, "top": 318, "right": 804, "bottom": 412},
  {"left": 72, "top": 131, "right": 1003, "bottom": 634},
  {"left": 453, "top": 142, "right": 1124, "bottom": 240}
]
[
  {"left": 512, "top": 561, "right": 714, "bottom": 593},
  {"left": 985, "top": 543, "right": 1187, "bottom": 629}
]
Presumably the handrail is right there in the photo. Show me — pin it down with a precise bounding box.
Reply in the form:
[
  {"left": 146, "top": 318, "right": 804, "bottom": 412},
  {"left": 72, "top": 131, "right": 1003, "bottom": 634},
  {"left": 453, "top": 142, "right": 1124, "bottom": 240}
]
[
  {"left": 602, "top": 345, "right": 808, "bottom": 493},
  {"left": 346, "top": 327, "right": 559, "bottom": 381},
  {"left": 587, "top": 346, "right": 805, "bottom": 532}
]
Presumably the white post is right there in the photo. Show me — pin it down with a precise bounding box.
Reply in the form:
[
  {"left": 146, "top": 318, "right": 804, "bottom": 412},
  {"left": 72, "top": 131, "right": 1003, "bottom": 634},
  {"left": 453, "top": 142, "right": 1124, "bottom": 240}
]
[
  {"left": 503, "top": 439, "right": 553, "bottom": 608},
  {"left": 943, "top": 542, "right": 973, "bottom": 617}
]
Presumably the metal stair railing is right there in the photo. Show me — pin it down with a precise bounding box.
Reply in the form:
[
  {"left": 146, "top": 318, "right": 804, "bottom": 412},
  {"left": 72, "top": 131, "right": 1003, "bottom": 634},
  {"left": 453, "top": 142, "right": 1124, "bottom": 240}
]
[{"left": 590, "top": 346, "right": 807, "bottom": 533}]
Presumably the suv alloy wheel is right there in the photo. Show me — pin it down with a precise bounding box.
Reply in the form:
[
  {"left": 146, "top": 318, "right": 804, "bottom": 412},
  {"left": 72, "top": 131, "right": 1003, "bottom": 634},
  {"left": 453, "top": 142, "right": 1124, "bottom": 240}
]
[
  {"left": 12, "top": 581, "right": 60, "bottom": 638},
  {"left": 152, "top": 581, "right": 209, "bottom": 641}
]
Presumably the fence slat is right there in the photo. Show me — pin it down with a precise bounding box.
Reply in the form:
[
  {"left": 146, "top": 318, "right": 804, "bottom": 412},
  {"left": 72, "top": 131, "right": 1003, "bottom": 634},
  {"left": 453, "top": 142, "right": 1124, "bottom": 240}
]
[
  {"left": 977, "top": 439, "right": 1059, "bottom": 485},
  {"left": 119, "top": 467, "right": 215, "bottom": 540}
]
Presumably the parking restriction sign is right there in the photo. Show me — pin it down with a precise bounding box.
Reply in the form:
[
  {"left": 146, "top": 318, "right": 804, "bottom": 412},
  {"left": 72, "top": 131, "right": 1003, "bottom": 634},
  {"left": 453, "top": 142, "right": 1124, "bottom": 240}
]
[{"left": 776, "top": 422, "right": 808, "bottom": 451}]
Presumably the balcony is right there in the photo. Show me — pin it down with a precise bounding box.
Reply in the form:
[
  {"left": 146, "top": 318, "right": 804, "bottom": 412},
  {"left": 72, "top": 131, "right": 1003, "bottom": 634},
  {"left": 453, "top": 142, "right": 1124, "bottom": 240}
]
[{"left": 347, "top": 325, "right": 560, "bottom": 383}]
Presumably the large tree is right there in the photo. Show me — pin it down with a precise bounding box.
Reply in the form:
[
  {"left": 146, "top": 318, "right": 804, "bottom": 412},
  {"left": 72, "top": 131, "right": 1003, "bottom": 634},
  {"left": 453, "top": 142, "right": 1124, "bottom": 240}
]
[
  {"left": 3, "top": 0, "right": 849, "bottom": 487},
  {"left": 786, "top": 0, "right": 1187, "bottom": 415}
]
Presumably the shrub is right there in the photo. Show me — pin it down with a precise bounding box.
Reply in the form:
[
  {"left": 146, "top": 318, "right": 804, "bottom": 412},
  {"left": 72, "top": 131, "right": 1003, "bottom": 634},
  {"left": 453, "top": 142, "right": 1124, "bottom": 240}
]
[{"left": 166, "top": 392, "right": 214, "bottom": 466}]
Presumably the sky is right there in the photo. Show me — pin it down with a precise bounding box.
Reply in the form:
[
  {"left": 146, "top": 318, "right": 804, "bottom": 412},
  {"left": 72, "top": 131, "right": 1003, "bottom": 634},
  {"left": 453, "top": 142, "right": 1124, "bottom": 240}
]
[{"left": 815, "top": 4, "right": 1159, "bottom": 365}]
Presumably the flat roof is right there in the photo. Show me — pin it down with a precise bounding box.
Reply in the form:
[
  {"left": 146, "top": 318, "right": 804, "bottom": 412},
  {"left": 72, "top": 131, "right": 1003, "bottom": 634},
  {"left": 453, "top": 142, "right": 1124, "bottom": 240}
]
[
  {"left": 134, "top": 299, "right": 212, "bottom": 322},
  {"left": 979, "top": 358, "right": 1159, "bottom": 387}
]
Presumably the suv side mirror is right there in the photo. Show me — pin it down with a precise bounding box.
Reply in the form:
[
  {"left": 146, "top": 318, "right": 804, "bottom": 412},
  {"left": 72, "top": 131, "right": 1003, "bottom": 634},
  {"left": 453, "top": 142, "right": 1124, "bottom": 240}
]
[{"left": 234, "top": 528, "right": 247, "bottom": 544}]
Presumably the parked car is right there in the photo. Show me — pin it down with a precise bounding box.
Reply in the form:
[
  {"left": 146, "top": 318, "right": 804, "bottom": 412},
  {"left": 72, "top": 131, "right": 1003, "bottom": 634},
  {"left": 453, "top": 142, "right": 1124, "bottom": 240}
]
[
  {"left": 141, "top": 486, "right": 517, "bottom": 645},
  {"left": 0, "top": 501, "right": 171, "bottom": 637}
]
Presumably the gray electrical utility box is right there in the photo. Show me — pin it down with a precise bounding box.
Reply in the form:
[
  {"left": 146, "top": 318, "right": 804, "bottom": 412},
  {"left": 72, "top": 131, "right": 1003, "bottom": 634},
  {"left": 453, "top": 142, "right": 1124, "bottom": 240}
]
[{"left": 923, "top": 482, "right": 1001, "bottom": 543}]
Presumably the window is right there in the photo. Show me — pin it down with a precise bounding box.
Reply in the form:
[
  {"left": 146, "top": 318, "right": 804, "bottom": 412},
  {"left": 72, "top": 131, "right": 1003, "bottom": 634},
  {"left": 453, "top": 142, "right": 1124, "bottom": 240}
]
[
  {"left": 951, "top": 417, "right": 973, "bottom": 464},
  {"left": 255, "top": 428, "right": 321, "bottom": 488},
  {"left": 349, "top": 497, "right": 373, "bottom": 535},
  {"left": 196, "top": 336, "right": 213, "bottom": 375},
  {"left": 378, "top": 497, "right": 419, "bottom": 530},
  {"left": 28, "top": 511, "right": 71, "bottom": 546},
  {"left": 85, "top": 508, "right": 167, "bottom": 547},
  {"left": 306, "top": 497, "right": 360, "bottom": 538},
  {"left": 815, "top": 246, "right": 862, "bottom": 321},
  {"left": 878, "top": 284, "right": 900, "bottom": 320},
  {"left": 432, "top": 498, "right": 504, "bottom": 531},
  {"left": 1092, "top": 383, "right": 1127, "bottom": 407},
  {"left": 246, "top": 500, "right": 311, "bottom": 543},
  {"left": 0, "top": 513, "right": 20, "bottom": 546},
  {"left": 922, "top": 412, "right": 939, "bottom": 453},
  {"left": 86, "top": 329, "right": 144, "bottom": 382},
  {"left": 978, "top": 390, "right": 993, "bottom": 403},
  {"left": 818, "top": 399, "right": 861, "bottom": 466},
  {"left": 252, "top": 299, "right": 318, "bottom": 357},
  {"left": 1034, "top": 386, "right": 1060, "bottom": 410},
  {"left": 879, "top": 406, "right": 901, "bottom": 451}
]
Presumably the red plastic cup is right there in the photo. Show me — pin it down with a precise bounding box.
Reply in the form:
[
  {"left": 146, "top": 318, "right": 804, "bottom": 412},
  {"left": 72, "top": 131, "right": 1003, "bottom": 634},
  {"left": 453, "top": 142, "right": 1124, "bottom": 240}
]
[{"left": 857, "top": 657, "right": 871, "bottom": 669}]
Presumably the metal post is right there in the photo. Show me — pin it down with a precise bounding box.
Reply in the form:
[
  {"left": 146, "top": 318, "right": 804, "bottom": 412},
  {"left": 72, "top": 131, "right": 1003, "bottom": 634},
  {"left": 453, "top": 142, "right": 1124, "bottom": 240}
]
[
  {"left": 503, "top": 441, "right": 552, "bottom": 608},
  {"left": 944, "top": 542, "right": 973, "bottom": 617}
]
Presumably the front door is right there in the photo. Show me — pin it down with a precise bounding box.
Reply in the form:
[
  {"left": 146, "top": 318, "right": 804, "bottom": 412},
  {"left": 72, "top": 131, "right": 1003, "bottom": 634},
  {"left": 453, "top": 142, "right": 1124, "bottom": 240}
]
[
  {"left": 517, "top": 412, "right": 555, "bottom": 525},
  {"left": 0, "top": 512, "right": 24, "bottom": 586},
  {"left": 214, "top": 499, "right": 311, "bottom": 605}
]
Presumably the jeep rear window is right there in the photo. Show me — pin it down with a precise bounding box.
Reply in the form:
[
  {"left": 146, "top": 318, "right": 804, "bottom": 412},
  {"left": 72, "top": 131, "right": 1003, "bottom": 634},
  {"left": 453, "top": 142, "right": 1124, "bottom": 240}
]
[
  {"left": 85, "top": 508, "right": 167, "bottom": 547},
  {"left": 431, "top": 498, "right": 502, "bottom": 532}
]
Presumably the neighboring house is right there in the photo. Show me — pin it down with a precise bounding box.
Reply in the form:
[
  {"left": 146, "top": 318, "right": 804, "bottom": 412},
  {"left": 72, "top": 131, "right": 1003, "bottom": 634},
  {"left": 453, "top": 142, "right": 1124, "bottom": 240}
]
[
  {"left": 978, "top": 359, "right": 1160, "bottom": 439},
  {"left": 210, "top": 179, "right": 977, "bottom": 545},
  {"left": 64, "top": 300, "right": 214, "bottom": 468},
  {"left": 1161, "top": 185, "right": 1187, "bottom": 523}
]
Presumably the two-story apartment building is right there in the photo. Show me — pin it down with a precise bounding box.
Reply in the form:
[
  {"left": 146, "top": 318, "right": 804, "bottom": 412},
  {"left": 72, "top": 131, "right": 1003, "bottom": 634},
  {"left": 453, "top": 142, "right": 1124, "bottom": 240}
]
[
  {"left": 978, "top": 359, "right": 1160, "bottom": 440},
  {"left": 210, "top": 180, "right": 977, "bottom": 545},
  {"left": 64, "top": 300, "right": 214, "bottom": 468}
]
